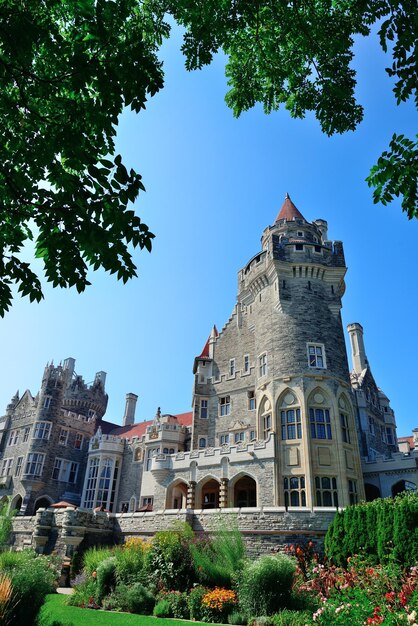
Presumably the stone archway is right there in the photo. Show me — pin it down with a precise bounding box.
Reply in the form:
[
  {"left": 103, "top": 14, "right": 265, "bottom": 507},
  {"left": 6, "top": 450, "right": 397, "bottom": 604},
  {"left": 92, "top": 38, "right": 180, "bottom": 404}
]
[
  {"left": 200, "top": 478, "right": 220, "bottom": 509},
  {"left": 34, "top": 495, "right": 53, "bottom": 513},
  {"left": 10, "top": 494, "right": 23, "bottom": 513},
  {"left": 391, "top": 480, "right": 417, "bottom": 497},
  {"left": 233, "top": 475, "right": 257, "bottom": 507},
  {"left": 365, "top": 483, "right": 381, "bottom": 501},
  {"left": 166, "top": 480, "right": 188, "bottom": 509}
]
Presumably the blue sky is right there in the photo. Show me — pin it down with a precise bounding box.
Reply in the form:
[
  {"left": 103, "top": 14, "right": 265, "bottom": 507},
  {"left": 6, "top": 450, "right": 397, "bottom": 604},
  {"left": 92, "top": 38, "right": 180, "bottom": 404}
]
[{"left": 0, "top": 24, "right": 417, "bottom": 438}]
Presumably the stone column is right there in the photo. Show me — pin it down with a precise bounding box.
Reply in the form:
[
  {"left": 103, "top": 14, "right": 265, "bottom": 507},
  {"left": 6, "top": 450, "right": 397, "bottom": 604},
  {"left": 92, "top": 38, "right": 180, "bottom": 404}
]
[
  {"left": 219, "top": 478, "right": 229, "bottom": 508},
  {"left": 187, "top": 481, "right": 196, "bottom": 508}
]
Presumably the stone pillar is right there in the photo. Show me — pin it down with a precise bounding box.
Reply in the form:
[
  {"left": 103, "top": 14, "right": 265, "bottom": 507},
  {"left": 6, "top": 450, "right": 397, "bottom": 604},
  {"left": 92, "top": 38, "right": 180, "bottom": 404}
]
[
  {"left": 187, "top": 481, "right": 196, "bottom": 508},
  {"left": 219, "top": 478, "right": 229, "bottom": 508}
]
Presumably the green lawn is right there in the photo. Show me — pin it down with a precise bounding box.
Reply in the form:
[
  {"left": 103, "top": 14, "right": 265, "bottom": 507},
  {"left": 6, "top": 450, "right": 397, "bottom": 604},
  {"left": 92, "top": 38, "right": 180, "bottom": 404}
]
[{"left": 37, "top": 594, "right": 209, "bottom": 626}]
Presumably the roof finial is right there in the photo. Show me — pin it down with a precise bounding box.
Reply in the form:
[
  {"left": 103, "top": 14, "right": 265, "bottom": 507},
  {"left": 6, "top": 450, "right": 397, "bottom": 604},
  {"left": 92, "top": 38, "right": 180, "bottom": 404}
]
[{"left": 286, "top": 192, "right": 290, "bottom": 199}]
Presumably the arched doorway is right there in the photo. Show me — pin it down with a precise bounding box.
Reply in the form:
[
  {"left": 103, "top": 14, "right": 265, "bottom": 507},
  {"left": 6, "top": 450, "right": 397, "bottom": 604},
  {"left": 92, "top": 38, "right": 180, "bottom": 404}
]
[
  {"left": 10, "top": 494, "right": 23, "bottom": 513},
  {"left": 34, "top": 496, "right": 53, "bottom": 513},
  {"left": 365, "top": 483, "right": 381, "bottom": 501},
  {"left": 391, "top": 480, "right": 417, "bottom": 497},
  {"left": 201, "top": 479, "right": 220, "bottom": 509},
  {"left": 166, "top": 480, "right": 188, "bottom": 509},
  {"left": 233, "top": 475, "right": 257, "bottom": 507}
]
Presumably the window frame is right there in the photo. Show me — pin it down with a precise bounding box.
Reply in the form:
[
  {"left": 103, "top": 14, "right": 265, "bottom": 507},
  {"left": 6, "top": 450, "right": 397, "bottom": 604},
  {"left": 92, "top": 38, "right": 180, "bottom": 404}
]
[
  {"left": 24, "top": 452, "right": 45, "bottom": 477},
  {"left": 243, "top": 354, "right": 250, "bottom": 373},
  {"left": 229, "top": 358, "right": 236, "bottom": 377},
  {"left": 200, "top": 399, "right": 208, "bottom": 419},
  {"left": 33, "top": 421, "right": 52, "bottom": 440},
  {"left": 310, "top": 408, "right": 332, "bottom": 440},
  {"left": 315, "top": 476, "right": 338, "bottom": 507},
  {"left": 284, "top": 475, "right": 306, "bottom": 507},
  {"left": 259, "top": 353, "right": 267, "bottom": 377},
  {"left": 58, "top": 428, "right": 69, "bottom": 446},
  {"left": 281, "top": 408, "right": 302, "bottom": 440},
  {"left": 307, "top": 343, "right": 326, "bottom": 369},
  {"left": 219, "top": 396, "right": 231, "bottom": 416},
  {"left": 74, "top": 432, "right": 84, "bottom": 450}
]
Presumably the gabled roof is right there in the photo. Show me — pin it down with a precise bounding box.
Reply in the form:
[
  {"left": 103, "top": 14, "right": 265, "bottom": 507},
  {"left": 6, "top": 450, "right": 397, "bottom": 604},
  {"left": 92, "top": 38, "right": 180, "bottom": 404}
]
[{"left": 275, "top": 193, "right": 306, "bottom": 222}]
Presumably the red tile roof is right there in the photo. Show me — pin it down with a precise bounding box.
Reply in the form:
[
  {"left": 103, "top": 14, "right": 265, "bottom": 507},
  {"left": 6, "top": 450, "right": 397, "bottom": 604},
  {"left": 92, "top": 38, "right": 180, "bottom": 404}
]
[
  {"left": 398, "top": 436, "right": 414, "bottom": 450},
  {"left": 197, "top": 325, "right": 218, "bottom": 358},
  {"left": 275, "top": 194, "right": 306, "bottom": 222},
  {"left": 107, "top": 411, "right": 193, "bottom": 440}
]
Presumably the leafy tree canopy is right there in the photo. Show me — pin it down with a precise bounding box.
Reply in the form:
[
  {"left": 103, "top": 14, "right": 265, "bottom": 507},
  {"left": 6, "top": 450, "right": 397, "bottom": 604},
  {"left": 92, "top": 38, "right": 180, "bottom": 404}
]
[{"left": 0, "top": 0, "right": 416, "bottom": 315}]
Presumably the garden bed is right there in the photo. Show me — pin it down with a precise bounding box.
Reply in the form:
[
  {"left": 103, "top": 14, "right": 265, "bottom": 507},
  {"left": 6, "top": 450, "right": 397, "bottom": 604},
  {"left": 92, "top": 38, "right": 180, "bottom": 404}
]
[{"left": 37, "top": 594, "right": 211, "bottom": 626}]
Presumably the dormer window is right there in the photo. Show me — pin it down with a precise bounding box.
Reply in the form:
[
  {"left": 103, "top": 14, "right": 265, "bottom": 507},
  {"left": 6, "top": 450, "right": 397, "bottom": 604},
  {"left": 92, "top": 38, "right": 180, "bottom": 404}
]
[{"left": 297, "top": 231, "right": 304, "bottom": 237}]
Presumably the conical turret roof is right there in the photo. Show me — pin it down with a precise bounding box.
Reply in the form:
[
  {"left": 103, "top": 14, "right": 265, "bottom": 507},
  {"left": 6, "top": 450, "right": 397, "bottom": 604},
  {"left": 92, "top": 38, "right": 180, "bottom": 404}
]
[{"left": 275, "top": 193, "right": 306, "bottom": 222}]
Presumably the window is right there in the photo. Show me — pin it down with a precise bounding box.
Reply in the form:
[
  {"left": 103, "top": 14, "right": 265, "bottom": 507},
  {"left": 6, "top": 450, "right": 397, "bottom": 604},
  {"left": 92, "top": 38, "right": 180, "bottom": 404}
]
[
  {"left": 307, "top": 344, "right": 326, "bottom": 368},
  {"left": 15, "top": 456, "right": 23, "bottom": 477},
  {"left": 146, "top": 447, "right": 159, "bottom": 471},
  {"left": 88, "top": 409, "right": 96, "bottom": 419},
  {"left": 23, "top": 427, "right": 30, "bottom": 442},
  {"left": 295, "top": 244, "right": 303, "bottom": 251},
  {"left": 297, "top": 231, "right": 304, "bottom": 237},
  {"left": 43, "top": 395, "right": 52, "bottom": 409},
  {"left": 229, "top": 359, "right": 235, "bottom": 376},
  {"left": 315, "top": 476, "right": 338, "bottom": 507},
  {"left": 83, "top": 457, "right": 100, "bottom": 508},
  {"left": 314, "top": 245, "right": 322, "bottom": 253},
  {"left": 244, "top": 355, "right": 250, "bottom": 373},
  {"left": 385, "top": 427, "right": 394, "bottom": 445},
  {"left": 96, "top": 458, "right": 114, "bottom": 509},
  {"left": 8, "top": 430, "right": 19, "bottom": 446},
  {"left": 340, "top": 413, "right": 350, "bottom": 443},
  {"left": 58, "top": 428, "right": 69, "bottom": 446},
  {"left": 142, "top": 497, "right": 153, "bottom": 506},
  {"left": 199, "top": 437, "right": 207, "bottom": 449},
  {"left": 33, "top": 421, "right": 51, "bottom": 440},
  {"left": 234, "top": 431, "right": 245, "bottom": 443},
  {"left": 74, "top": 433, "right": 84, "bottom": 450},
  {"left": 263, "top": 414, "right": 272, "bottom": 439},
  {"left": 368, "top": 417, "right": 375, "bottom": 436},
  {"left": 1, "top": 458, "right": 13, "bottom": 477},
  {"left": 281, "top": 409, "right": 302, "bottom": 440},
  {"left": 259, "top": 353, "right": 267, "bottom": 377},
  {"left": 52, "top": 458, "right": 79, "bottom": 483},
  {"left": 219, "top": 396, "right": 230, "bottom": 416},
  {"left": 284, "top": 476, "right": 306, "bottom": 507},
  {"left": 250, "top": 430, "right": 256, "bottom": 441},
  {"left": 24, "top": 453, "right": 45, "bottom": 477},
  {"left": 220, "top": 434, "right": 229, "bottom": 445},
  {"left": 348, "top": 479, "right": 358, "bottom": 505},
  {"left": 200, "top": 399, "right": 208, "bottom": 419},
  {"left": 248, "top": 390, "right": 256, "bottom": 410},
  {"left": 310, "top": 408, "right": 332, "bottom": 439}
]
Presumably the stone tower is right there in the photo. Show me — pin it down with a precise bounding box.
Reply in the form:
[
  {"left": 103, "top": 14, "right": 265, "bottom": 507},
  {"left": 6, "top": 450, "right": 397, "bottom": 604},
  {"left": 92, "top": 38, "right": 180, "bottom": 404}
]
[{"left": 191, "top": 195, "right": 365, "bottom": 508}]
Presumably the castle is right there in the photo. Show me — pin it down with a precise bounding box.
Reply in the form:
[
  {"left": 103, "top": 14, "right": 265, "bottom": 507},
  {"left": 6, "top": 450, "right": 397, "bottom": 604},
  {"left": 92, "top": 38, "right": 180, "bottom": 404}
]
[{"left": 1, "top": 196, "right": 416, "bottom": 524}]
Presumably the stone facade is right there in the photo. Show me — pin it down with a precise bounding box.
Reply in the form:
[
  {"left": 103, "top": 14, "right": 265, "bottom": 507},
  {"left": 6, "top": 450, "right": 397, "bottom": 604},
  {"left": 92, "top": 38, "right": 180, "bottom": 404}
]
[{"left": 2, "top": 196, "right": 417, "bottom": 554}]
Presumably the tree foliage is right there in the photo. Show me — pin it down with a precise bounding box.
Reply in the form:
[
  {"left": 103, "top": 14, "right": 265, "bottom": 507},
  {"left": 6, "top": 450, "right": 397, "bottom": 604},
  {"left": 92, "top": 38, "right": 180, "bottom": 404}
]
[{"left": 0, "top": 0, "right": 416, "bottom": 315}]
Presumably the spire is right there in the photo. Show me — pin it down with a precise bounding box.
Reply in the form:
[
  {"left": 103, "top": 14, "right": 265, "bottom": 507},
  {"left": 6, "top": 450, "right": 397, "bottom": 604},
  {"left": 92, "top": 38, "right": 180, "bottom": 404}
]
[
  {"left": 198, "top": 325, "right": 218, "bottom": 358},
  {"left": 275, "top": 193, "right": 306, "bottom": 222}
]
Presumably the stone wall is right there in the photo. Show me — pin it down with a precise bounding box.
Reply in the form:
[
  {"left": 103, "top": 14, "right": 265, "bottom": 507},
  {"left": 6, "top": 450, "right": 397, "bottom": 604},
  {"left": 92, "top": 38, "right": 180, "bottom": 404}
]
[{"left": 10, "top": 506, "right": 336, "bottom": 557}]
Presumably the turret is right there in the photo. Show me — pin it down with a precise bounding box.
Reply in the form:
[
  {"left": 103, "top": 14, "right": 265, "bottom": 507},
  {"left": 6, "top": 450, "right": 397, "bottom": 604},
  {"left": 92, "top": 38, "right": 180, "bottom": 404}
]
[
  {"left": 123, "top": 393, "right": 138, "bottom": 426},
  {"left": 347, "top": 323, "right": 368, "bottom": 375}
]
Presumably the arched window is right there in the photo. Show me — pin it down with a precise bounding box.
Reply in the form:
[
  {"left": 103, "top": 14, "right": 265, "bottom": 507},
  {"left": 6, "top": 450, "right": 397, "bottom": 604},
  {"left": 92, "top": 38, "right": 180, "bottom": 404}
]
[
  {"left": 315, "top": 476, "right": 338, "bottom": 507},
  {"left": 199, "top": 437, "right": 207, "bottom": 449},
  {"left": 129, "top": 496, "right": 137, "bottom": 512},
  {"left": 259, "top": 397, "right": 272, "bottom": 440}
]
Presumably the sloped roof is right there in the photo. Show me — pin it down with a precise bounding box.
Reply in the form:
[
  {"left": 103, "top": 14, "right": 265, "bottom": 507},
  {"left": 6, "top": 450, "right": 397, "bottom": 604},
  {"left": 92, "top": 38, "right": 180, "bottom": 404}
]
[
  {"left": 107, "top": 411, "right": 193, "bottom": 440},
  {"left": 398, "top": 436, "right": 414, "bottom": 450},
  {"left": 197, "top": 325, "right": 218, "bottom": 359},
  {"left": 275, "top": 194, "right": 306, "bottom": 222}
]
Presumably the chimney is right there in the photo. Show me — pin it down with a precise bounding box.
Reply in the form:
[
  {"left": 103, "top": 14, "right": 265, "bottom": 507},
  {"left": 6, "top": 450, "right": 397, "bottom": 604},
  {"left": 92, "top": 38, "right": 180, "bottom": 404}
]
[
  {"left": 123, "top": 393, "right": 138, "bottom": 426},
  {"left": 347, "top": 323, "right": 368, "bottom": 374}
]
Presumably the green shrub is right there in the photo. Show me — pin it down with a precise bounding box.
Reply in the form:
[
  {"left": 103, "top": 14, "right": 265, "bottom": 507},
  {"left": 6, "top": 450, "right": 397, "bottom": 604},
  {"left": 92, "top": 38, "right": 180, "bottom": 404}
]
[
  {"left": 96, "top": 556, "right": 116, "bottom": 602},
  {"left": 145, "top": 522, "right": 196, "bottom": 591},
  {"left": 115, "top": 541, "right": 147, "bottom": 586},
  {"left": 67, "top": 578, "right": 97, "bottom": 607},
  {"left": 228, "top": 611, "right": 247, "bottom": 625},
  {"left": 83, "top": 546, "right": 114, "bottom": 576},
  {"left": 157, "top": 590, "right": 189, "bottom": 619},
  {"left": 325, "top": 492, "right": 418, "bottom": 567},
  {"left": 0, "top": 550, "right": 57, "bottom": 625},
  {"left": 188, "top": 585, "right": 209, "bottom": 621},
  {"left": 272, "top": 610, "right": 312, "bottom": 626},
  {"left": 190, "top": 521, "right": 246, "bottom": 588},
  {"left": 237, "top": 554, "right": 296, "bottom": 616},
  {"left": 112, "top": 583, "right": 155, "bottom": 614},
  {"left": 0, "top": 498, "right": 16, "bottom": 547},
  {"left": 153, "top": 599, "right": 172, "bottom": 618}
]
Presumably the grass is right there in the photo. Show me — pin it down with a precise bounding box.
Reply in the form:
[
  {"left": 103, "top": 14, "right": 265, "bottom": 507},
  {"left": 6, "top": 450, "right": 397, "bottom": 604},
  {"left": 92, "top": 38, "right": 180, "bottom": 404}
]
[{"left": 37, "top": 594, "right": 211, "bottom": 626}]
